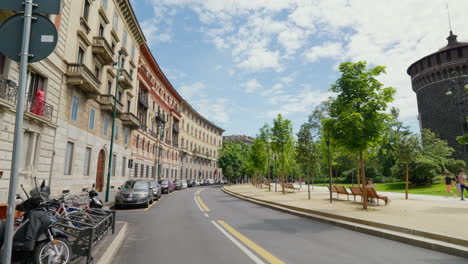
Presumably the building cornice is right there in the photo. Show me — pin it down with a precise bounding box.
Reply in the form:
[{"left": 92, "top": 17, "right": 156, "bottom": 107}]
[{"left": 115, "top": 0, "right": 146, "bottom": 45}]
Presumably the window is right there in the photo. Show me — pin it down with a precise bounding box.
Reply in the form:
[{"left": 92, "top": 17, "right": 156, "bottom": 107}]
[
  {"left": 84, "top": 147, "right": 91, "bottom": 176},
  {"left": 122, "top": 157, "right": 126, "bottom": 176},
  {"left": 115, "top": 125, "right": 119, "bottom": 139},
  {"left": 113, "top": 11, "right": 119, "bottom": 31},
  {"left": 134, "top": 162, "right": 138, "bottom": 178},
  {"left": 131, "top": 45, "right": 135, "bottom": 59},
  {"left": 26, "top": 70, "right": 45, "bottom": 98},
  {"left": 103, "top": 117, "right": 109, "bottom": 136},
  {"left": 88, "top": 108, "right": 95, "bottom": 129},
  {"left": 141, "top": 164, "right": 145, "bottom": 178},
  {"left": 102, "top": 0, "right": 107, "bottom": 9},
  {"left": 122, "top": 30, "right": 128, "bottom": 46},
  {"left": 146, "top": 165, "right": 149, "bottom": 178},
  {"left": 118, "top": 90, "right": 122, "bottom": 103},
  {"left": 136, "top": 135, "right": 139, "bottom": 148},
  {"left": 77, "top": 47, "right": 85, "bottom": 64},
  {"left": 94, "top": 66, "right": 100, "bottom": 79},
  {"left": 107, "top": 80, "right": 112, "bottom": 94},
  {"left": 65, "top": 142, "right": 74, "bottom": 175},
  {"left": 124, "top": 129, "right": 129, "bottom": 144},
  {"left": 71, "top": 96, "right": 79, "bottom": 121},
  {"left": 127, "top": 100, "right": 131, "bottom": 112},
  {"left": 83, "top": 0, "right": 90, "bottom": 22},
  {"left": 98, "top": 24, "right": 104, "bottom": 37},
  {"left": 458, "top": 48, "right": 463, "bottom": 58},
  {"left": 20, "top": 131, "right": 39, "bottom": 171},
  {"left": 111, "top": 154, "right": 116, "bottom": 176}
]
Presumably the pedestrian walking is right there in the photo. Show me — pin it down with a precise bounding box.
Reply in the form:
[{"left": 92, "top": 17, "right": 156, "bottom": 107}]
[
  {"left": 443, "top": 171, "right": 456, "bottom": 198},
  {"left": 459, "top": 170, "right": 467, "bottom": 201},
  {"left": 454, "top": 172, "right": 461, "bottom": 197}
]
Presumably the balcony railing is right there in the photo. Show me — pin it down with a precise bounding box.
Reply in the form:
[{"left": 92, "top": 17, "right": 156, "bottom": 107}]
[
  {"left": 26, "top": 94, "right": 53, "bottom": 122},
  {"left": 120, "top": 112, "right": 140, "bottom": 129},
  {"left": 66, "top": 63, "right": 101, "bottom": 97},
  {"left": 140, "top": 124, "right": 147, "bottom": 132},
  {"left": 100, "top": 95, "right": 123, "bottom": 114},
  {"left": 0, "top": 79, "right": 17, "bottom": 108},
  {"left": 173, "top": 142, "right": 179, "bottom": 148},
  {"left": 149, "top": 130, "right": 158, "bottom": 138},
  {"left": 92, "top": 36, "right": 114, "bottom": 64},
  {"left": 155, "top": 111, "right": 166, "bottom": 123}
]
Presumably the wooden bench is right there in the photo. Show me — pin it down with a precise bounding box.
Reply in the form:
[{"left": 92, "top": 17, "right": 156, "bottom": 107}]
[
  {"left": 367, "top": 187, "right": 390, "bottom": 206},
  {"left": 349, "top": 186, "right": 364, "bottom": 202},
  {"left": 335, "top": 186, "right": 351, "bottom": 200}
]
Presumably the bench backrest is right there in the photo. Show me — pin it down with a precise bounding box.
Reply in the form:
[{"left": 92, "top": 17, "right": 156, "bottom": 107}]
[
  {"left": 349, "top": 186, "right": 363, "bottom": 195},
  {"left": 335, "top": 186, "right": 349, "bottom": 194}
]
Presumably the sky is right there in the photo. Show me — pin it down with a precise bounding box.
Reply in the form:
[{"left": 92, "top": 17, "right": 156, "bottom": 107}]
[{"left": 131, "top": 0, "right": 468, "bottom": 137}]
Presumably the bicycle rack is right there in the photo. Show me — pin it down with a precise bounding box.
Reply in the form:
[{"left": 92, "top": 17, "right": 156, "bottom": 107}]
[{"left": 54, "top": 209, "right": 116, "bottom": 264}]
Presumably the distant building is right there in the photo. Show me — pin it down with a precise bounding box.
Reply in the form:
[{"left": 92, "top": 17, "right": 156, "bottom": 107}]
[
  {"left": 223, "top": 135, "right": 255, "bottom": 145},
  {"left": 407, "top": 31, "right": 468, "bottom": 164}
]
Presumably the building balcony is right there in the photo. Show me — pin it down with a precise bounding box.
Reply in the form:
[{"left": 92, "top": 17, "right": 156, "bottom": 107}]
[
  {"left": 165, "top": 139, "right": 171, "bottom": 145},
  {"left": 66, "top": 63, "right": 101, "bottom": 98},
  {"left": 120, "top": 112, "right": 140, "bottom": 129},
  {"left": 149, "top": 130, "right": 158, "bottom": 138},
  {"left": 100, "top": 95, "right": 123, "bottom": 114},
  {"left": 173, "top": 142, "right": 179, "bottom": 148},
  {"left": 140, "top": 124, "right": 148, "bottom": 132},
  {"left": 24, "top": 94, "right": 54, "bottom": 124},
  {"left": 92, "top": 37, "right": 114, "bottom": 65},
  {"left": 155, "top": 111, "right": 166, "bottom": 123},
  {"left": 119, "top": 69, "right": 133, "bottom": 89},
  {"left": 0, "top": 79, "right": 17, "bottom": 110}
]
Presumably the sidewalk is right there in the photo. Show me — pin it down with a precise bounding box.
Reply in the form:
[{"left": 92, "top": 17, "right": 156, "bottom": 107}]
[{"left": 225, "top": 184, "right": 468, "bottom": 242}]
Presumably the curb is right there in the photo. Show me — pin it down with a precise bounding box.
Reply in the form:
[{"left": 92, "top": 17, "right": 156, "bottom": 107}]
[
  {"left": 222, "top": 187, "right": 468, "bottom": 258},
  {"left": 96, "top": 221, "right": 129, "bottom": 264}
]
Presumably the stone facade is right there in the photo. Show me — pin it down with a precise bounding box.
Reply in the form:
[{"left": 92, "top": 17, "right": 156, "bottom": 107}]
[
  {"left": 0, "top": 0, "right": 224, "bottom": 201},
  {"left": 180, "top": 103, "right": 224, "bottom": 180},
  {"left": 407, "top": 31, "right": 468, "bottom": 164}
]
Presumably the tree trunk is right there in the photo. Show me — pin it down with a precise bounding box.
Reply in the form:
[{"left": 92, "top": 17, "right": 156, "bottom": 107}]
[
  {"left": 307, "top": 165, "right": 311, "bottom": 200},
  {"left": 282, "top": 167, "right": 286, "bottom": 195},
  {"left": 356, "top": 158, "right": 361, "bottom": 185},
  {"left": 268, "top": 158, "right": 271, "bottom": 191},
  {"left": 360, "top": 152, "right": 368, "bottom": 210},
  {"left": 405, "top": 163, "right": 409, "bottom": 200}
]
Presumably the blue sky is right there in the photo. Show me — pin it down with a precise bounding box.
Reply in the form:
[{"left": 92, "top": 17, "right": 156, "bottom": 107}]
[{"left": 131, "top": 0, "right": 468, "bottom": 137}]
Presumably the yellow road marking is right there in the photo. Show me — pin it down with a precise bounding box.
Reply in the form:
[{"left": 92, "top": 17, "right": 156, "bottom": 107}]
[
  {"left": 217, "top": 220, "right": 285, "bottom": 264},
  {"left": 196, "top": 195, "right": 211, "bottom": 212},
  {"left": 144, "top": 196, "right": 162, "bottom": 211}
]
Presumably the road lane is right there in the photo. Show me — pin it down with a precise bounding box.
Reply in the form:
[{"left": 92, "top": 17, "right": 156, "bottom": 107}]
[
  {"left": 113, "top": 187, "right": 254, "bottom": 264},
  {"left": 201, "top": 186, "right": 466, "bottom": 264}
]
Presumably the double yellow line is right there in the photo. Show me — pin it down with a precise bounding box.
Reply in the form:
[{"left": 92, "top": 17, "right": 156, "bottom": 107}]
[{"left": 196, "top": 188, "right": 211, "bottom": 212}]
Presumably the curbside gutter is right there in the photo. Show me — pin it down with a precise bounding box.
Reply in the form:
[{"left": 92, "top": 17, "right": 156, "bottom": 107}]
[
  {"left": 222, "top": 187, "right": 468, "bottom": 258},
  {"left": 96, "top": 221, "right": 129, "bottom": 264}
]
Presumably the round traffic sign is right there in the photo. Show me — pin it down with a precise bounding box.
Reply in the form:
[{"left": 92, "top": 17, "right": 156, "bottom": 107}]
[{"left": 0, "top": 13, "right": 58, "bottom": 63}]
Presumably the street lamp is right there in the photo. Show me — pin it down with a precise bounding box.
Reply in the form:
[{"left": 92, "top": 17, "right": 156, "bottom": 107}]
[
  {"left": 105, "top": 49, "right": 127, "bottom": 203},
  {"left": 327, "top": 139, "right": 332, "bottom": 204},
  {"left": 445, "top": 71, "right": 468, "bottom": 161}
]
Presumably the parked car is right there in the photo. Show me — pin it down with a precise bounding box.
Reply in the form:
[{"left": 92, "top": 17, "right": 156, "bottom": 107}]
[
  {"left": 159, "top": 179, "right": 174, "bottom": 194},
  {"left": 174, "top": 180, "right": 183, "bottom": 190},
  {"left": 115, "top": 180, "right": 154, "bottom": 209},
  {"left": 187, "top": 180, "right": 195, "bottom": 187},
  {"left": 194, "top": 180, "right": 201, "bottom": 186},
  {"left": 149, "top": 180, "right": 162, "bottom": 201},
  {"left": 181, "top": 180, "right": 188, "bottom": 189}
]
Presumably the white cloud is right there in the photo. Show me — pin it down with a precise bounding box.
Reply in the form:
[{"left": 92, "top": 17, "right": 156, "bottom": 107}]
[
  {"left": 179, "top": 82, "right": 206, "bottom": 100},
  {"left": 243, "top": 79, "right": 262, "bottom": 94},
  {"left": 193, "top": 98, "right": 230, "bottom": 125},
  {"left": 304, "top": 42, "right": 344, "bottom": 62}
]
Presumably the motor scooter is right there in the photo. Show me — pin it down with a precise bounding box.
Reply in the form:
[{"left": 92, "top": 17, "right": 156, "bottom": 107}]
[
  {"left": 0, "top": 179, "right": 72, "bottom": 264},
  {"left": 88, "top": 184, "right": 103, "bottom": 209}
]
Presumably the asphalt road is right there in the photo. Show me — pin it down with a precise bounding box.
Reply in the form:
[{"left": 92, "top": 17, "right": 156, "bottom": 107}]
[{"left": 113, "top": 186, "right": 466, "bottom": 264}]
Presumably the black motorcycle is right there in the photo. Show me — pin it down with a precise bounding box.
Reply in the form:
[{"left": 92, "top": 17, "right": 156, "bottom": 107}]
[
  {"left": 0, "top": 180, "right": 72, "bottom": 264},
  {"left": 88, "top": 184, "right": 103, "bottom": 209}
]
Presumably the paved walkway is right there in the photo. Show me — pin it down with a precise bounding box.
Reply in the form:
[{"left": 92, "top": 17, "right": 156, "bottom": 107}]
[{"left": 225, "top": 184, "right": 468, "bottom": 241}]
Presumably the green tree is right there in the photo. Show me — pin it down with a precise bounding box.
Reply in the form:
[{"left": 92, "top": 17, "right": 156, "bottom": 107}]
[
  {"left": 258, "top": 124, "right": 273, "bottom": 190},
  {"left": 249, "top": 139, "right": 268, "bottom": 187},
  {"left": 419, "top": 129, "right": 454, "bottom": 170},
  {"left": 218, "top": 141, "right": 250, "bottom": 183},
  {"left": 322, "top": 61, "right": 395, "bottom": 209},
  {"left": 271, "top": 114, "right": 295, "bottom": 194},
  {"left": 394, "top": 133, "right": 421, "bottom": 199},
  {"left": 296, "top": 122, "right": 320, "bottom": 199}
]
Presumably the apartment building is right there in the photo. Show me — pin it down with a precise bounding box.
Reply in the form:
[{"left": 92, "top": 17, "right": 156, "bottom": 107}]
[
  {"left": 51, "top": 0, "right": 145, "bottom": 193},
  {"left": 180, "top": 103, "right": 224, "bottom": 180},
  {"left": 0, "top": 7, "right": 67, "bottom": 202},
  {"left": 131, "top": 43, "right": 183, "bottom": 180}
]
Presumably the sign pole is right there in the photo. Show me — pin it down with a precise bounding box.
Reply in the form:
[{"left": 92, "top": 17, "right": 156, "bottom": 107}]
[{"left": 1, "top": 0, "right": 34, "bottom": 262}]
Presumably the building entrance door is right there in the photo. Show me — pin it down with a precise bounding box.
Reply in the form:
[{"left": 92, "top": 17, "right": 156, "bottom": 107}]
[{"left": 95, "top": 149, "right": 105, "bottom": 192}]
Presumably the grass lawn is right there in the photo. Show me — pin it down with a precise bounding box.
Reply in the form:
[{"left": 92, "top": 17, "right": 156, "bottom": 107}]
[{"left": 314, "top": 182, "right": 450, "bottom": 197}]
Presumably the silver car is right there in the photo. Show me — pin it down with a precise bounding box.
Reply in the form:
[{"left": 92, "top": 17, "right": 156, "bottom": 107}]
[{"left": 115, "top": 180, "right": 153, "bottom": 209}]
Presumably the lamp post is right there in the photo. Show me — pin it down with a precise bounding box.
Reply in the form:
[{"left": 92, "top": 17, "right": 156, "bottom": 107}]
[
  {"left": 156, "top": 112, "right": 166, "bottom": 180},
  {"left": 327, "top": 139, "right": 332, "bottom": 204},
  {"left": 445, "top": 71, "right": 468, "bottom": 162},
  {"left": 105, "top": 49, "right": 127, "bottom": 203}
]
